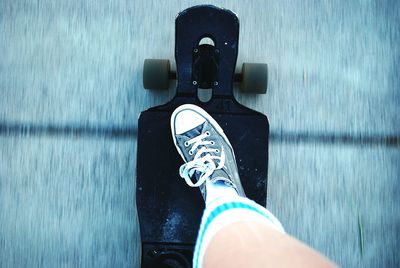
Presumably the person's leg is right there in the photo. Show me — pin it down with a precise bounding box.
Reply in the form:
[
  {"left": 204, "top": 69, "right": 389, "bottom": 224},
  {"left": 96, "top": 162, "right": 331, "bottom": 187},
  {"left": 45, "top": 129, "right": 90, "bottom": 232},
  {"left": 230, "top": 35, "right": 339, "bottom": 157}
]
[
  {"left": 170, "top": 104, "right": 337, "bottom": 268},
  {"left": 203, "top": 221, "right": 336, "bottom": 268},
  {"left": 193, "top": 195, "right": 286, "bottom": 268}
]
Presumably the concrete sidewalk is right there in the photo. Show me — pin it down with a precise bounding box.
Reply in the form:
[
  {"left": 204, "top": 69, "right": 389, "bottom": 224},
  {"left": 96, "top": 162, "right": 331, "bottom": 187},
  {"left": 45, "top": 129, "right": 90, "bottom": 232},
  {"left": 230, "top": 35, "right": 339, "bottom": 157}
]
[{"left": 0, "top": 0, "right": 399, "bottom": 267}]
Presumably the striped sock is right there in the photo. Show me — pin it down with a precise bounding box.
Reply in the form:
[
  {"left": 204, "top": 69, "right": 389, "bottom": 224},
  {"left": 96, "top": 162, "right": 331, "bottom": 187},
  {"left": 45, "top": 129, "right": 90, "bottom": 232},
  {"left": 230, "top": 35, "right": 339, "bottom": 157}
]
[{"left": 193, "top": 196, "right": 285, "bottom": 268}]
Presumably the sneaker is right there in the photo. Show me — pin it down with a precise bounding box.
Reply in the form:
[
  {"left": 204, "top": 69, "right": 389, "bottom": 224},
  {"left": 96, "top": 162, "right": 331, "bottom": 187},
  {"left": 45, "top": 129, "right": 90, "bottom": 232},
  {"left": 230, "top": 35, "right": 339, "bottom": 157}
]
[{"left": 170, "top": 104, "right": 246, "bottom": 200}]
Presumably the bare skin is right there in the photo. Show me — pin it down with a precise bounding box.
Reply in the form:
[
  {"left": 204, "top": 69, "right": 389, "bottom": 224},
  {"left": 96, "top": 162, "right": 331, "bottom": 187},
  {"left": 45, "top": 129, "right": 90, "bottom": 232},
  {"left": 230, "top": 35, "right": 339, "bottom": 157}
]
[{"left": 203, "top": 222, "right": 337, "bottom": 268}]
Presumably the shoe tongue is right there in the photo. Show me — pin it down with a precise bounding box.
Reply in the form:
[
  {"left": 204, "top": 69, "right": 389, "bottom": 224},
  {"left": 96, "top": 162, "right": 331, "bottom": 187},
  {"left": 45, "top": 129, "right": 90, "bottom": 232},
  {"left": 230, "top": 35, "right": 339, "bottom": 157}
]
[{"left": 184, "top": 123, "right": 205, "bottom": 139}]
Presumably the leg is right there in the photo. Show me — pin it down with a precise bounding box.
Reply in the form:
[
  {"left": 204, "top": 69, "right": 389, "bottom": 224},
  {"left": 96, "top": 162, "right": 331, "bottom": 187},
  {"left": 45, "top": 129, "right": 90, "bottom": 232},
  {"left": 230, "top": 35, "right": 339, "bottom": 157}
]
[
  {"left": 203, "top": 221, "right": 336, "bottom": 268},
  {"left": 170, "top": 104, "right": 337, "bottom": 268}
]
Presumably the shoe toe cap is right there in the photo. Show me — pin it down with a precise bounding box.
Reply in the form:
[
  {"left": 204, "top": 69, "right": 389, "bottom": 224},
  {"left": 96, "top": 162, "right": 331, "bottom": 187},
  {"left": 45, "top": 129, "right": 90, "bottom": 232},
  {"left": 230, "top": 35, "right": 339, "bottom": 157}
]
[{"left": 174, "top": 109, "right": 206, "bottom": 134}]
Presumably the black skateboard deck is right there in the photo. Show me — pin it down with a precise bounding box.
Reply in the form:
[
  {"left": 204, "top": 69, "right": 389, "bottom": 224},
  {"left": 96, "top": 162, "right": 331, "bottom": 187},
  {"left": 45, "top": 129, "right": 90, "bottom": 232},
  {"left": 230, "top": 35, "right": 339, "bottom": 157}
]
[{"left": 137, "top": 5, "right": 269, "bottom": 268}]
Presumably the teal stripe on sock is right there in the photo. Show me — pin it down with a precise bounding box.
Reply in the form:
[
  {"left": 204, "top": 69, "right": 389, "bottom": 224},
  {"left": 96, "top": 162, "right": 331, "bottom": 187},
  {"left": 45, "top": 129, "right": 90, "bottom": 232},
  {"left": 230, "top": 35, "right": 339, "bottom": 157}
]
[{"left": 193, "top": 201, "right": 274, "bottom": 268}]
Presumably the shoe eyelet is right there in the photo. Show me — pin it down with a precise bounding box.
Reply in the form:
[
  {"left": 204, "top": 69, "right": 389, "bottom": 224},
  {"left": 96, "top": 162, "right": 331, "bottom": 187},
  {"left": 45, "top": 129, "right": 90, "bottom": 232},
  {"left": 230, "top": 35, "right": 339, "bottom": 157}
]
[
  {"left": 205, "top": 131, "right": 210, "bottom": 136},
  {"left": 215, "top": 149, "right": 220, "bottom": 153},
  {"left": 189, "top": 150, "right": 193, "bottom": 155},
  {"left": 210, "top": 141, "right": 215, "bottom": 145},
  {"left": 184, "top": 141, "right": 189, "bottom": 147}
]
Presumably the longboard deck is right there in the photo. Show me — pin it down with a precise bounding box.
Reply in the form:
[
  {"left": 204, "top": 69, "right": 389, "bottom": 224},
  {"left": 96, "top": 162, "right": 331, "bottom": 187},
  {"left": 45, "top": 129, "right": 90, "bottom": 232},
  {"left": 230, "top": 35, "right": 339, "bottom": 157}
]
[
  {"left": 137, "top": 98, "right": 269, "bottom": 267},
  {"left": 136, "top": 5, "right": 270, "bottom": 267}
]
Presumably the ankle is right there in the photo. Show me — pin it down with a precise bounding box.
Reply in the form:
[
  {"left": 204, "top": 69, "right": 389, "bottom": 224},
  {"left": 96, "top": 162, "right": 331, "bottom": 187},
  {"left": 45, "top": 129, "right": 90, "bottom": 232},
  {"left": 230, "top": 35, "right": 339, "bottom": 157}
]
[{"left": 205, "top": 179, "right": 239, "bottom": 206}]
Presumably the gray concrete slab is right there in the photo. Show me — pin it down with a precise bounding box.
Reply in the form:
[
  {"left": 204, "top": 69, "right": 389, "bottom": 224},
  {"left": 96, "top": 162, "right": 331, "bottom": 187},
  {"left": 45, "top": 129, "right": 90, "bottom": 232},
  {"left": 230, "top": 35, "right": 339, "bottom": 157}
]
[
  {"left": 235, "top": 0, "right": 400, "bottom": 135},
  {"left": 0, "top": 136, "right": 139, "bottom": 267},
  {"left": 268, "top": 142, "right": 400, "bottom": 267},
  {"left": 1, "top": 0, "right": 399, "bottom": 135}
]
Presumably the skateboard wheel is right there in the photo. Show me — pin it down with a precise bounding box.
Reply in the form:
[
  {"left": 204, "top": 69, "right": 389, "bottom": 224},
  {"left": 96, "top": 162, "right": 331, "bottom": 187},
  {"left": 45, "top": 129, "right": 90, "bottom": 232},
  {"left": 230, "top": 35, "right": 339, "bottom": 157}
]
[
  {"left": 240, "top": 63, "right": 268, "bottom": 94},
  {"left": 143, "top": 59, "right": 170, "bottom": 90}
]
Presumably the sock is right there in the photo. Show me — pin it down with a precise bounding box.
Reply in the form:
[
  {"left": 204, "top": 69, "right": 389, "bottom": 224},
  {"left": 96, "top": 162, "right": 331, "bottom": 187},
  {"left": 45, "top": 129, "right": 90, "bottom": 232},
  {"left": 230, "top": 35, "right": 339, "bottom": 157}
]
[
  {"left": 193, "top": 196, "right": 285, "bottom": 268},
  {"left": 205, "top": 179, "right": 239, "bottom": 206}
]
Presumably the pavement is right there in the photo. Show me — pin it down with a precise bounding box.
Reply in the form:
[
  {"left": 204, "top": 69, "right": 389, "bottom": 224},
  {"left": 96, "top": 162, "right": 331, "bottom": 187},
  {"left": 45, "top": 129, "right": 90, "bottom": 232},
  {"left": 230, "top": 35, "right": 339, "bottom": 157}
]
[{"left": 0, "top": 0, "right": 399, "bottom": 267}]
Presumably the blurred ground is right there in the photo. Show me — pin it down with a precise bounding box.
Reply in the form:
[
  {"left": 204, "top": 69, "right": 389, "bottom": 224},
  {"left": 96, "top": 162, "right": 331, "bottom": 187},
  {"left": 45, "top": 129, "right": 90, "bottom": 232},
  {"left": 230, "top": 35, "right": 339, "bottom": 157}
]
[{"left": 0, "top": 0, "right": 399, "bottom": 267}]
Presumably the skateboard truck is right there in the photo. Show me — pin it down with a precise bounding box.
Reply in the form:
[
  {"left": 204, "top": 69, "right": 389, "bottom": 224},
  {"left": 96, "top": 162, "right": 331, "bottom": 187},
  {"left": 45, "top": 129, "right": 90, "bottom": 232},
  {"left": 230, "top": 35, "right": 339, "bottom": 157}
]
[
  {"left": 143, "top": 6, "right": 268, "bottom": 95},
  {"left": 137, "top": 5, "right": 270, "bottom": 268},
  {"left": 192, "top": 43, "right": 219, "bottom": 89}
]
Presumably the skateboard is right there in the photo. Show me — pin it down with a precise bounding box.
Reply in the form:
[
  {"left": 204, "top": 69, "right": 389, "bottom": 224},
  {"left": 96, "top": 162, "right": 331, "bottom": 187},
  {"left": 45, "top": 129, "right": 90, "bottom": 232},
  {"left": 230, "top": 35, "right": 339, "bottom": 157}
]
[{"left": 136, "top": 5, "right": 270, "bottom": 267}]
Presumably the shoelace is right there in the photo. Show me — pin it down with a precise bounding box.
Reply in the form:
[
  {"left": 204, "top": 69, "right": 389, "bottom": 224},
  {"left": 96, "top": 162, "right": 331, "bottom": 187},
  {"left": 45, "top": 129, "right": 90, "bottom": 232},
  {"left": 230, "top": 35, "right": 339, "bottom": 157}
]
[{"left": 179, "top": 131, "right": 225, "bottom": 187}]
